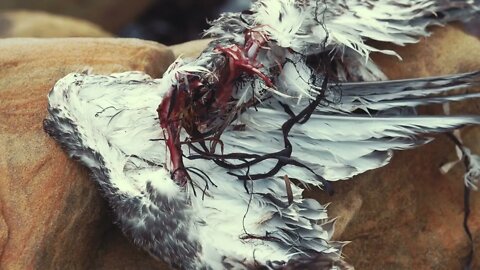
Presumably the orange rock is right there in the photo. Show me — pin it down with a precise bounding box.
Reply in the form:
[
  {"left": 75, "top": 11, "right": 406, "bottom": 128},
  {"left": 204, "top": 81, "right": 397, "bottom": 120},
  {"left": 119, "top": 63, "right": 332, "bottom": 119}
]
[
  {"left": 308, "top": 24, "right": 480, "bottom": 270},
  {"left": 0, "top": 38, "right": 174, "bottom": 269},
  {"left": 371, "top": 23, "right": 480, "bottom": 79},
  {"left": 0, "top": 10, "right": 112, "bottom": 38},
  {"left": 93, "top": 228, "right": 167, "bottom": 270},
  {"left": 170, "top": 39, "right": 214, "bottom": 58}
]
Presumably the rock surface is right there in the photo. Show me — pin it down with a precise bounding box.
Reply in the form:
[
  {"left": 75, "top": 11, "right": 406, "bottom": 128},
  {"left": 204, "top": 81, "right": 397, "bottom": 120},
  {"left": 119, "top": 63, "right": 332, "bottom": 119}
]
[
  {"left": 169, "top": 38, "right": 213, "bottom": 58},
  {"left": 0, "top": 38, "right": 174, "bottom": 269},
  {"left": 0, "top": 10, "right": 111, "bottom": 38},
  {"left": 308, "top": 24, "right": 480, "bottom": 270},
  {"left": 0, "top": 0, "right": 151, "bottom": 32},
  {"left": 92, "top": 227, "right": 166, "bottom": 270}
]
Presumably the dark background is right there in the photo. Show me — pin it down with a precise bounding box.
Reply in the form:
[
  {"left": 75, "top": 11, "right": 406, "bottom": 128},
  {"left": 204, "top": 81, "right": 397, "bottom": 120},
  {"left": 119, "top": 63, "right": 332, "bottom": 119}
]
[{"left": 119, "top": 0, "right": 251, "bottom": 45}]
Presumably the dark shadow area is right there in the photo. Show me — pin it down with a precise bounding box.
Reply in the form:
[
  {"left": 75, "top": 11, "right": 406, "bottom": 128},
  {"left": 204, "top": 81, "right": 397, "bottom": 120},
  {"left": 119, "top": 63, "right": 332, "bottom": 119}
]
[
  {"left": 0, "top": 14, "right": 11, "bottom": 36},
  {"left": 463, "top": 16, "right": 480, "bottom": 37},
  {"left": 118, "top": 0, "right": 251, "bottom": 45}
]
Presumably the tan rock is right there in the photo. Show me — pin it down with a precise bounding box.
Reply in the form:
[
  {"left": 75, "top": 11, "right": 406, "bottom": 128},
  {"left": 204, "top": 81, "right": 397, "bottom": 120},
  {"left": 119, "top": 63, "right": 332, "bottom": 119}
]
[
  {"left": 0, "top": 0, "right": 151, "bottom": 32},
  {"left": 308, "top": 24, "right": 480, "bottom": 270},
  {"left": 371, "top": 23, "right": 480, "bottom": 79},
  {"left": 170, "top": 39, "right": 213, "bottom": 59},
  {"left": 0, "top": 38, "right": 174, "bottom": 269},
  {"left": 93, "top": 228, "right": 167, "bottom": 270},
  {"left": 0, "top": 10, "right": 111, "bottom": 38}
]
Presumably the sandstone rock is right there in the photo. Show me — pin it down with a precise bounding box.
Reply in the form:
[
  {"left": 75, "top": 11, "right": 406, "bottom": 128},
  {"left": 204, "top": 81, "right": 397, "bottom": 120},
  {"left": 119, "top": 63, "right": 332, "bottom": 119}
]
[
  {"left": 371, "top": 23, "right": 480, "bottom": 79},
  {"left": 0, "top": 0, "right": 151, "bottom": 32},
  {"left": 308, "top": 24, "right": 480, "bottom": 269},
  {"left": 170, "top": 38, "right": 213, "bottom": 58},
  {"left": 0, "top": 10, "right": 111, "bottom": 38},
  {"left": 93, "top": 227, "right": 167, "bottom": 270},
  {"left": 0, "top": 38, "right": 174, "bottom": 269}
]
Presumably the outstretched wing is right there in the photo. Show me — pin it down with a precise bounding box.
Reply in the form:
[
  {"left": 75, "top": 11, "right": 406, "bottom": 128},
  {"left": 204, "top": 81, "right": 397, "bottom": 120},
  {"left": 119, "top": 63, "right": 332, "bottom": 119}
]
[
  {"left": 202, "top": 0, "right": 480, "bottom": 185},
  {"left": 44, "top": 70, "right": 480, "bottom": 270},
  {"left": 252, "top": 0, "right": 479, "bottom": 57},
  {"left": 216, "top": 71, "right": 480, "bottom": 184},
  {"left": 207, "top": 0, "right": 479, "bottom": 81},
  {"left": 44, "top": 72, "right": 347, "bottom": 269}
]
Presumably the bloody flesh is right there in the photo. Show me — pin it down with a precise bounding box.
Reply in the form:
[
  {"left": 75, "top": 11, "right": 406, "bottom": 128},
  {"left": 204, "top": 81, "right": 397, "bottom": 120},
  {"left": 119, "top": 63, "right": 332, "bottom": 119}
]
[{"left": 157, "top": 31, "right": 272, "bottom": 186}]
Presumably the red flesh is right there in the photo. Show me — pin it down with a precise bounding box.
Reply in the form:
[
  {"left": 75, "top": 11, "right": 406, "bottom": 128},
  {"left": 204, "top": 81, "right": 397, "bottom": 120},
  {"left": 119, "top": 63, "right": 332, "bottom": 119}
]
[
  {"left": 158, "top": 29, "right": 272, "bottom": 186},
  {"left": 158, "top": 88, "right": 189, "bottom": 186}
]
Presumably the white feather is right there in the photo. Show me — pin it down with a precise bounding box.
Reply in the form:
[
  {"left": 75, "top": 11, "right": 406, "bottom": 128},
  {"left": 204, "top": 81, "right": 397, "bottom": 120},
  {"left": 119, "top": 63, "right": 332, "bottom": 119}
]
[{"left": 45, "top": 72, "right": 340, "bottom": 269}]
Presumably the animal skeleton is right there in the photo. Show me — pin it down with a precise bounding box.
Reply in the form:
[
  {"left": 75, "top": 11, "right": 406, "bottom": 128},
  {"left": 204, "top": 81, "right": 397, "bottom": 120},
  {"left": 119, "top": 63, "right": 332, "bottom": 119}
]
[{"left": 44, "top": 0, "right": 480, "bottom": 269}]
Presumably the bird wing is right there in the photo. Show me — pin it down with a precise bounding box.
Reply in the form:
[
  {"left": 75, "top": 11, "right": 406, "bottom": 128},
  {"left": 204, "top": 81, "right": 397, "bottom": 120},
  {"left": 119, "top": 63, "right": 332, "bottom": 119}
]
[
  {"left": 44, "top": 72, "right": 347, "bottom": 269},
  {"left": 206, "top": 0, "right": 479, "bottom": 82},
  {"left": 44, "top": 69, "right": 480, "bottom": 270},
  {"left": 251, "top": 0, "right": 479, "bottom": 58},
  {"left": 219, "top": 71, "right": 480, "bottom": 183}
]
